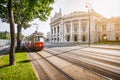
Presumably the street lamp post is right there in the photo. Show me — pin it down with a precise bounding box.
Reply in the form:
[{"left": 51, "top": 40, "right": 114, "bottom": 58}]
[{"left": 86, "top": 3, "right": 91, "bottom": 47}]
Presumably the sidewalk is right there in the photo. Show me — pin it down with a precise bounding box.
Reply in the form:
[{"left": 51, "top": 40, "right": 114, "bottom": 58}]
[
  {"left": 91, "top": 44, "right": 120, "bottom": 50},
  {"left": 45, "top": 42, "right": 120, "bottom": 50},
  {"left": 0, "top": 45, "right": 9, "bottom": 57}
]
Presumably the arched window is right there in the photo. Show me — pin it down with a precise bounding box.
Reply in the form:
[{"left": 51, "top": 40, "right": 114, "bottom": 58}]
[
  {"left": 67, "top": 35, "right": 70, "bottom": 42},
  {"left": 82, "top": 35, "right": 86, "bottom": 41},
  {"left": 57, "top": 26, "right": 59, "bottom": 33},
  {"left": 102, "top": 24, "right": 106, "bottom": 31},
  {"left": 81, "top": 21, "right": 87, "bottom": 32},
  {"left": 115, "top": 33, "right": 119, "bottom": 41},
  {"left": 74, "top": 35, "right": 78, "bottom": 42}
]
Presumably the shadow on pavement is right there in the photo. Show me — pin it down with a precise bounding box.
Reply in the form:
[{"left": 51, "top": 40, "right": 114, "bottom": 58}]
[
  {"left": 0, "top": 64, "right": 10, "bottom": 69},
  {"left": 18, "top": 60, "right": 31, "bottom": 63}
]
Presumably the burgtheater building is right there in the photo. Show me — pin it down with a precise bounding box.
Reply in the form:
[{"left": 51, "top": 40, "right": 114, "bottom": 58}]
[{"left": 49, "top": 9, "right": 120, "bottom": 43}]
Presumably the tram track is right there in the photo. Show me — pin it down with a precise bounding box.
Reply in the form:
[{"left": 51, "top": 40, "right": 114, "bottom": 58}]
[
  {"left": 79, "top": 48, "right": 120, "bottom": 57},
  {"left": 46, "top": 47, "right": 120, "bottom": 57},
  {"left": 28, "top": 52, "right": 50, "bottom": 80},
  {"left": 36, "top": 52, "right": 73, "bottom": 80},
  {"left": 59, "top": 55, "right": 120, "bottom": 80},
  {"left": 44, "top": 47, "right": 120, "bottom": 65},
  {"left": 37, "top": 50, "right": 107, "bottom": 80},
  {"left": 27, "top": 48, "right": 73, "bottom": 80},
  {"left": 44, "top": 47, "right": 120, "bottom": 80},
  {"left": 69, "top": 51, "right": 120, "bottom": 67},
  {"left": 27, "top": 46, "right": 107, "bottom": 80}
]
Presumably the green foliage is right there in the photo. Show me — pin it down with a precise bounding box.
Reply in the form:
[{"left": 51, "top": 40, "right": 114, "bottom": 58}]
[
  {"left": 0, "top": 52, "right": 38, "bottom": 80},
  {"left": 5, "top": 33, "right": 10, "bottom": 39},
  {"left": 15, "top": 33, "right": 24, "bottom": 39},
  {"left": 0, "top": 0, "right": 55, "bottom": 51},
  {"left": 0, "top": 31, "right": 10, "bottom": 39},
  {"left": 0, "top": 0, "right": 54, "bottom": 27},
  {"left": 0, "top": 0, "right": 8, "bottom": 22}
]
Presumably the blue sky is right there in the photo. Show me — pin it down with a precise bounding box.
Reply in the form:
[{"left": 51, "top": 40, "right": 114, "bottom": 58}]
[{"left": 0, "top": 0, "right": 120, "bottom": 36}]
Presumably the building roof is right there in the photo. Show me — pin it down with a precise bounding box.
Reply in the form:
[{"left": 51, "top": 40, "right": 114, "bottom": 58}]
[{"left": 50, "top": 9, "right": 105, "bottom": 24}]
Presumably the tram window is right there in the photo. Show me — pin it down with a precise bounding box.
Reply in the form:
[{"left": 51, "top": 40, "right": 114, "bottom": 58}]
[
  {"left": 40, "top": 38, "right": 44, "bottom": 42},
  {"left": 35, "top": 36, "right": 40, "bottom": 41}
]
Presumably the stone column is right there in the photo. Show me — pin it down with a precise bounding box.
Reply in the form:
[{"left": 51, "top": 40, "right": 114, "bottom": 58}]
[
  {"left": 56, "top": 26, "right": 58, "bottom": 43},
  {"left": 59, "top": 23, "right": 61, "bottom": 42},
  {"left": 87, "top": 21, "right": 89, "bottom": 42},
  {"left": 50, "top": 28, "right": 52, "bottom": 42},
  {"left": 53, "top": 27, "right": 54, "bottom": 42},
  {"left": 78, "top": 20, "right": 81, "bottom": 42},
  {"left": 58, "top": 25, "right": 60, "bottom": 42},
  {"left": 63, "top": 23, "right": 66, "bottom": 42},
  {"left": 60, "top": 23, "right": 62, "bottom": 42},
  {"left": 70, "top": 21, "right": 73, "bottom": 42}
]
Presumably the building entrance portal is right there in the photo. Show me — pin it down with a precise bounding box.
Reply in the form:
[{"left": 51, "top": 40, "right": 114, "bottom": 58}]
[
  {"left": 115, "top": 33, "right": 119, "bottom": 41},
  {"left": 82, "top": 35, "right": 86, "bottom": 41},
  {"left": 74, "top": 35, "right": 78, "bottom": 42},
  {"left": 102, "top": 34, "right": 107, "bottom": 41},
  {"left": 67, "top": 35, "right": 70, "bottom": 42}
]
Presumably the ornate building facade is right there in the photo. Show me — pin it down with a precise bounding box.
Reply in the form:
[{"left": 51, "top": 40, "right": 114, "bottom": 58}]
[{"left": 49, "top": 9, "right": 120, "bottom": 43}]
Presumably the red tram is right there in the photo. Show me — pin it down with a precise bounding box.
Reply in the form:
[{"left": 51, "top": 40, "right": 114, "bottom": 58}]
[{"left": 25, "top": 32, "right": 44, "bottom": 51}]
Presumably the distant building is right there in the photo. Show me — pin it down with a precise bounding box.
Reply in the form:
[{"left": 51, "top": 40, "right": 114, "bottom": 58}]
[
  {"left": 96, "top": 17, "right": 120, "bottom": 42},
  {"left": 50, "top": 9, "right": 120, "bottom": 43}
]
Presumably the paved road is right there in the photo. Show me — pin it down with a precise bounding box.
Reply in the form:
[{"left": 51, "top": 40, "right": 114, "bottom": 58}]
[
  {"left": 0, "top": 45, "right": 10, "bottom": 57},
  {"left": 45, "top": 42, "right": 83, "bottom": 48},
  {"left": 28, "top": 50, "right": 107, "bottom": 80},
  {"left": 44, "top": 43, "right": 120, "bottom": 80}
]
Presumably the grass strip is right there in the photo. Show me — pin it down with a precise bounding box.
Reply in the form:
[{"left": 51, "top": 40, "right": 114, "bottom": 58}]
[{"left": 0, "top": 52, "right": 38, "bottom": 80}]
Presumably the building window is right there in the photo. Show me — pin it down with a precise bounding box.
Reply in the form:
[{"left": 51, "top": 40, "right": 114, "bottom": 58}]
[
  {"left": 115, "top": 24, "right": 119, "bottom": 31},
  {"left": 102, "top": 24, "right": 106, "bottom": 31},
  {"left": 74, "top": 26, "right": 78, "bottom": 32},
  {"left": 82, "top": 35, "right": 86, "bottom": 41},
  {"left": 51, "top": 29, "right": 53, "bottom": 34},
  {"left": 74, "top": 35, "right": 78, "bottom": 42},
  {"left": 57, "top": 38, "right": 59, "bottom": 41},
  {"left": 57, "top": 26, "right": 59, "bottom": 33},
  {"left": 95, "top": 24, "right": 97, "bottom": 31},
  {"left": 67, "top": 35, "right": 70, "bottom": 42},
  {"left": 81, "top": 26, "right": 86, "bottom": 32},
  {"left": 73, "top": 23, "right": 78, "bottom": 32},
  {"left": 115, "top": 33, "right": 119, "bottom": 41},
  {"left": 54, "top": 28, "right": 56, "bottom": 34},
  {"left": 81, "top": 22, "right": 86, "bottom": 32},
  {"left": 66, "top": 26, "right": 70, "bottom": 33}
]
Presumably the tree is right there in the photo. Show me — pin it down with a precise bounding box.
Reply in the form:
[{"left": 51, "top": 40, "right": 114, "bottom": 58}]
[
  {"left": 0, "top": 0, "right": 54, "bottom": 65},
  {"left": 8, "top": 0, "right": 16, "bottom": 65},
  {"left": 14, "top": 0, "right": 54, "bottom": 51},
  {"left": 0, "top": 0, "right": 16, "bottom": 65},
  {"left": 1, "top": 0, "right": 54, "bottom": 51}
]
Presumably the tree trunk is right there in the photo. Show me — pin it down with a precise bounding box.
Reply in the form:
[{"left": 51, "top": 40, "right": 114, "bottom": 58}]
[
  {"left": 16, "top": 25, "right": 22, "bottom": 52},
  {"left": 8, "top": 0, "right": 16, "bottom": 65}
]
